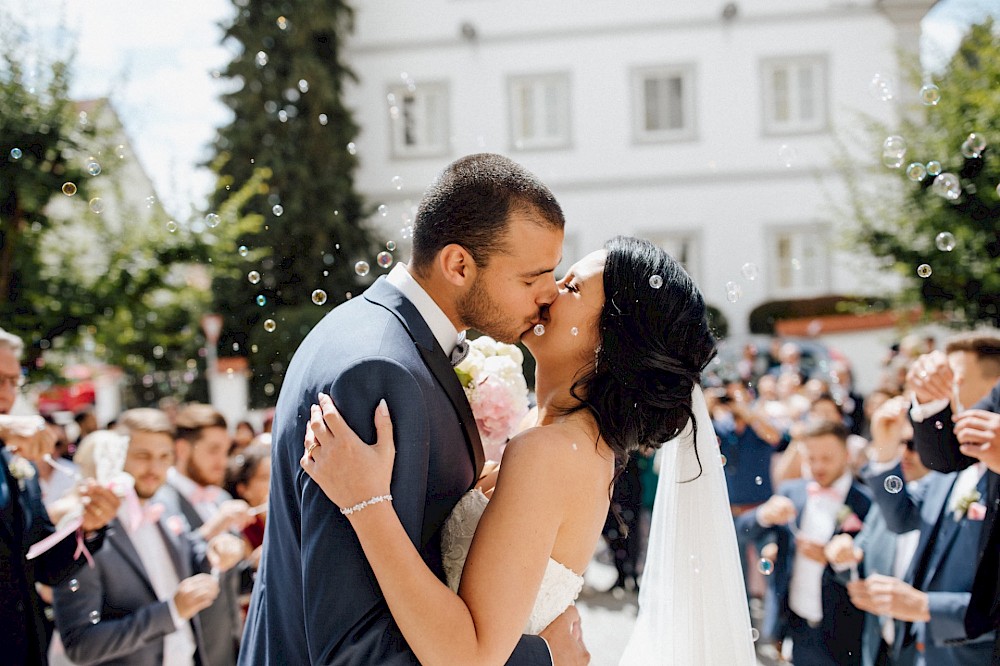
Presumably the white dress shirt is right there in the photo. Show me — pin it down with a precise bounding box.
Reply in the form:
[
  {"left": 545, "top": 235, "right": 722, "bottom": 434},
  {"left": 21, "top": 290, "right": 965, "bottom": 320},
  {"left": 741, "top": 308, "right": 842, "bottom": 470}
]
[
  {"left": 120, "top": 504, "right": 197, "bottom": 666},
  {"left": 386, "top": 264, "right": 463, "bottom": 357},
  {"left": 789, "top": 472, "right": 854, "bottom": 624}
]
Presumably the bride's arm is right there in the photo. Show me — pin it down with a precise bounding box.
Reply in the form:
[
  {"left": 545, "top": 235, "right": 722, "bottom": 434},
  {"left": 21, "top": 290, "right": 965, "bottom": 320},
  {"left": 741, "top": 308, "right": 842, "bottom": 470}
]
[{"left": 304, "top": 394, "right": 566, "bottom": 666}]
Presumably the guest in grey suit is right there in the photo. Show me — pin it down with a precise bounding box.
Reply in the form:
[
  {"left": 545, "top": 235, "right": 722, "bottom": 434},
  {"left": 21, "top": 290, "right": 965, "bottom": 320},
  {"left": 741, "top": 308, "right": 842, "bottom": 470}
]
[
  {"left": 241, "top": 153, "right": 588, "bottom": 665},
  {"left": 54, "top": 410, "right": 244, "bottom": 666}
]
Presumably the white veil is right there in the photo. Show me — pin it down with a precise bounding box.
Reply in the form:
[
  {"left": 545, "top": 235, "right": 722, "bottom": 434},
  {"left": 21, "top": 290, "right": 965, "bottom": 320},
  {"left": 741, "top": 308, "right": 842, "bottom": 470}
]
[{"left": 619, "top": 386, "right": 757, "bottom": 665}]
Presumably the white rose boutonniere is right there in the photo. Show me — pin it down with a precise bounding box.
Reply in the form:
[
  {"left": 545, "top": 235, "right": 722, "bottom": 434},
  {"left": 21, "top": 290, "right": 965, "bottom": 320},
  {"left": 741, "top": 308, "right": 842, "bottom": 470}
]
[
  {"left": 952, "top": 488, "right": 984, "bottom": 522},
  {"left": 455, "top": 336, "right": 530, "bottom": 462},
  {"left": 8, "top": 454, "right": 36, "bottom": 491}
]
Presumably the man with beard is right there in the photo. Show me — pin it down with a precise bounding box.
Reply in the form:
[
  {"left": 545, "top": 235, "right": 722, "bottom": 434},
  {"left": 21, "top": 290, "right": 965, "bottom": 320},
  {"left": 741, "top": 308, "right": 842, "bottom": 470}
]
[{"left": 157, "top": 403, "right": 254, "bottom": 666}]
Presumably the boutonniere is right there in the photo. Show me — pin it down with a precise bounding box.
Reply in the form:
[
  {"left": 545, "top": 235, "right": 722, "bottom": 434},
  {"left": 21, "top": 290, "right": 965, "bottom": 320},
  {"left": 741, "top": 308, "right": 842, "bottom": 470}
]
[
  {"left": 8, "top": 454, "right": 36, "bottom": 491},
  {"left": 952, "top": 489, "right": 983, "bottom": 522},
  {"left": 454, "top": 336, "right": 529, "bottom": 463},
  {"left": 837, "top": 505, "right": 863, "bottom": 533}
]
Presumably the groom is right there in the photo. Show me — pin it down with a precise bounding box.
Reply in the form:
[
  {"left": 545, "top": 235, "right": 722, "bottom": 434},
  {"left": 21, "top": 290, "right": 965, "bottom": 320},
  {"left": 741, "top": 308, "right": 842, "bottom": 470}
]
[{"left": 241, "top": 153, "right": 588, "bottom": 665}]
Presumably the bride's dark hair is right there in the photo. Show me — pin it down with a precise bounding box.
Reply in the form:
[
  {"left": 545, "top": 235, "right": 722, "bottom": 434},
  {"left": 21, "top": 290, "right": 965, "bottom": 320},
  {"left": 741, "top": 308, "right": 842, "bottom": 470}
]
[{"left": 565, "top": 236, "right": 717, "bottom": 515}]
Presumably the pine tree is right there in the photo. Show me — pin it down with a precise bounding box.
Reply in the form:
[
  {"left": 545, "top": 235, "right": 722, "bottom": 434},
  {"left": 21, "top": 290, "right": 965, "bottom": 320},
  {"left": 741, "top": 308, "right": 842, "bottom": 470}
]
[{"left": 209, "top": 0, "right": 375, "bottom": 404}]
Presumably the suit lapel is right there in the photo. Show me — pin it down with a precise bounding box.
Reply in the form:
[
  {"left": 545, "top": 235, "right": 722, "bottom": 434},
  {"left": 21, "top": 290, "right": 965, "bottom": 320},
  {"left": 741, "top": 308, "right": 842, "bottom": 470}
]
[
  {"left": 156, "top": 521, "right": 190, "bottom": 580},
  {"left": 923, "top": 471, "right": 988, "bottom": 587},
  {"left": 106, "top": 520, "right": 159, "bottom": 599},
  {"left": 365, "top": 277, "right": 485, "bottom": 479},
  {"left": 905, "top": 474, "right": 955, "bottom": 584}
]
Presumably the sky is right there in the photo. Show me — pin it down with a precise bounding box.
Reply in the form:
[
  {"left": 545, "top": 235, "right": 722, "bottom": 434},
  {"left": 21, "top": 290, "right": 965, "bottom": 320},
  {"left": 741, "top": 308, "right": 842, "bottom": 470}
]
[{"left": 14, "top": 0, "right": 1000, "bottom": 218}]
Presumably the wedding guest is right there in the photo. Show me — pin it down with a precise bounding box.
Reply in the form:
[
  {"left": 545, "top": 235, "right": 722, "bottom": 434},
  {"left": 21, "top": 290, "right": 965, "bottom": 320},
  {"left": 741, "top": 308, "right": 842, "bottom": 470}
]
[
  {"left": 901, "top": 330, "right": 1000, "bottom": 661},
  {"left": 0, "top": 326, "right": 119, "bottom": 666},
  {"left": 738, "top": 419, "right": 872, "bottom": 665},
  {"left": 825, "top": 396, "right": 933, "bottom": 666},
  {"left": 72, "top": 409, "right": 98, "bottom": 455},
  {"left": 224, "top": 443, "right": 270, "bottom": 622},
  {"left": 230, "top": 421, "right": 256, "bottom": 455},
  {"left": 37, "top": 417, "right": 80, "bottom": 507},
  {"left": 54, "top": 415, "right": 243, "bottom": 666},
  {"left": 158, "top": 404, "right": 253, "bottom": 666}
]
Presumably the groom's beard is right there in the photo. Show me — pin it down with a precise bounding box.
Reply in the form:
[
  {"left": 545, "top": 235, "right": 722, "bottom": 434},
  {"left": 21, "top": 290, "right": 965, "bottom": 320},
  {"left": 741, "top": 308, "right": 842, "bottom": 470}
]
[{"left": 457, "top": 276, "right": 527, "bottom": 345}]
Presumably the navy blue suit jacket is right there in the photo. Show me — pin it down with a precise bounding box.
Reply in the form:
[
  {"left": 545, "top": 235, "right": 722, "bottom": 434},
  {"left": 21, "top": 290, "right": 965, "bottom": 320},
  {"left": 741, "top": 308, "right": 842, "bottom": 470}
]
[
  {"left": 240, "top": 278, "right": 550, "bottom": 665},
  {"left": 912, "top": 379, "right": 1000, "bottom": 642},
  {"left": 738, "top": 477, "right": 871, "bottom": 664},
  {"left": 866, "top": 463, "right": 995, "bottom": 664},
  {"left": 0, "top": 447, "right": 106, "bottom": 666}
]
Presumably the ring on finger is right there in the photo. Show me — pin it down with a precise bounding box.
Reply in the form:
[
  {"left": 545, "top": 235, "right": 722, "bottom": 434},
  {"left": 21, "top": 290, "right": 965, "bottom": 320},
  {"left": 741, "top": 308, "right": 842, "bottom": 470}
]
[{"left": 306, "top": 441, "right": 319, "bottom": 455}]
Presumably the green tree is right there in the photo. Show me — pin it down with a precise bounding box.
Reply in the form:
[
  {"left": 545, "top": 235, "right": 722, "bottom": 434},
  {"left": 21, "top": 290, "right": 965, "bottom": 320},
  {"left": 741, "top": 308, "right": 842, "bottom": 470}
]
[
  {"left": 209, "top": 0, "right": 375, "bottom": 404},
  {"left": 844, "top": 20, "right": 1000, "bottom": 327}
]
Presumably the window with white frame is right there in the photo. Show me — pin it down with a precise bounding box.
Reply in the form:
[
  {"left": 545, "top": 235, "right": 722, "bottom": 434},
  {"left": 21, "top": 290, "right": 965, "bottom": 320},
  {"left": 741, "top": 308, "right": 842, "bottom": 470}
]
[
  {"left": 648, "top": 232, "right": 702, "bottom": 284},
  {"left": 388, "top": 82, "right": 449, "bottom": 158},
  {"left": 631, "top": 65, "right": 696, "bottom": 142},
  {"left": 767, "top": 225, "right": 829, "bottom": 296},
  {"left": 508, "top": 73, "right": 571, "bottom": 150},
  {"left": 761, "top": 56, "right": 828, "bottom": 135}
]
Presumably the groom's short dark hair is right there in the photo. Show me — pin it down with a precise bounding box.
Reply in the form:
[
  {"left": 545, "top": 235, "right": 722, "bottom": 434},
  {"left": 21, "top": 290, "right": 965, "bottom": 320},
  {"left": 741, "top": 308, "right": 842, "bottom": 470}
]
[{"left": 410, "top": 153, "right": 564, "bottom": 275}]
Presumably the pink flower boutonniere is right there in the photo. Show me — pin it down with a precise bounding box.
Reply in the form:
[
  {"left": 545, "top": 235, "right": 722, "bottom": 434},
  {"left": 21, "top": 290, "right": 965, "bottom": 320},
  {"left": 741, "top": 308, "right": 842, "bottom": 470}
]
[
  {"left": 837, "top": 505, "right": 864, "bottom": 533},
  {"left": 165, "top": 515, "right": 186, "bottom": 537}
]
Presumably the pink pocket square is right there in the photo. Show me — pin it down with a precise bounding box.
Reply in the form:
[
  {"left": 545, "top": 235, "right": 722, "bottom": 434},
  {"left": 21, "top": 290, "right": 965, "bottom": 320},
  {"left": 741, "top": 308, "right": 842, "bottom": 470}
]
[{"left": 967, "top": 502, "right": 987, "bottom": 521}]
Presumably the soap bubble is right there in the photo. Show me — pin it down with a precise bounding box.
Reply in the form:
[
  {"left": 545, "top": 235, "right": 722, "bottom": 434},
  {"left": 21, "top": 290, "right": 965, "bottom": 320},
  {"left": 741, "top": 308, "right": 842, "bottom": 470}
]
[
  {"left": 751, "top": 628, "right": 761, "bottom": 643},
  {"left": 318, "top": 114, "right": 329, "bottom": 125},
  {"left": 961, "top": 139, "right": 978, "bottom": 159},
  {"left": 205, "top": 213, "right": 221, "bottom": 228},
  {"left": 263, "top": 319, "right": 276, "bottom": 333},
  {"left": 166, "top": 221, "right": 178, "bottom": 233},
  {"left": 311, "top": 289, "right": 328, "bottom": 305},
  {"left": 376, "top": 251, "right": 393, "bottom": 269},
  {"left": 755, "top": 476, "right": 763, "bottom": 486},
  {"left": 649, "top": 275, "right": 663, "bottom": 289},
  {"left": 354, "top": 261, "right": 370, "bottom": 277},
  {"left": 778, "top": 144, "right": 798, "bottom": 168},
  {"left": 62, "top": 182, "right": 77, "bottom": 196},
  {"left": 10, "top": 148, "right": 22, "bottom": 160},
  {"left": 391, "top": 176, "right": 403, "bottom": 190},
  {"left": 272, "top": 205, "right": 283, "bottom": 217},
  {"left": 926, "top": 161, "right": 942, "bottom": 176},
  {"left": 386, "top": 240, "right": 397, "bottom": 251},
  {"left": 919, "top": 83, "right": 940, "bottom": 106},
  {"left": 932, "top": 173, "right": 961, "bottom": 200},
  {"left": 378, "top": 204, "right": 388, "bottom": 217},
  {"left": 255, "top": 51, "right": 268, "bottom": 67},
  {"left": 758, "top": 558, "right": 774, "bottom": 576},
  {"left": 256, "top": 295, "right": 267, "bottom": 306},
  {"left": 906, "top": 163, "right": 926, "bottom": 182},
  {"left": 88, "top": 198, "right": 105, "bottom": 214},
  {"left": 882, "top": 136, "right": 906, "bottom": 169},
  {"left": 238, "top": 245, "right": 249, "bottom": 257},
  {"left": 967, "top": 133, "right": 987, "bottom": 154},
  {"left": 346, "top": 141, "right": 356, "bottom": 155},
  {"left": 533, "top": 324, "right": 546, "bottom": 336},
  {"left": 935, "top": 232, "right": 956, "bottom": 252},
  {"left": 69, "top": 579, "right": 80, "bottom": 592},
  {"left": 86, "top": 161, "right": 101, "bottom": 176},
  {"left": 917, "top": 263, "right": 932, "bottom": 278},
  {"left": 740, "top": 263, "right": 759, "bottom": 281},
  {"left": 869, "top": 73, "right": 894, "bottom": 102},
  {"left": 570, "top": 327, "right": 579, "bottom": 336},
  {"left": 89, "top": 611, "right": 100, "bottom": 624},
  {"left": 884, "top": 475, "right": 904, "bottom": 494},
  {"left": 248, "top": 271, "right": 261, "bottom": 284}
]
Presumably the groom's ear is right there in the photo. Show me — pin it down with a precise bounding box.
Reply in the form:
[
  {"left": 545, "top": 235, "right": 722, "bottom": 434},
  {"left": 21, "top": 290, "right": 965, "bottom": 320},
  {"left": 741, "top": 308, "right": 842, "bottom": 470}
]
[{"left": 438, "top": 244, "right": 476, "bottom": 287}]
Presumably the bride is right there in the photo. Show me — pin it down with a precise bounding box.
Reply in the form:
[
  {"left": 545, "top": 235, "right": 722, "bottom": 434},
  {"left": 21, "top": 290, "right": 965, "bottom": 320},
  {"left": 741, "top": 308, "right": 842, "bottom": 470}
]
[{"left": 301, "top": 235, "right": 755, "bottom": 665}]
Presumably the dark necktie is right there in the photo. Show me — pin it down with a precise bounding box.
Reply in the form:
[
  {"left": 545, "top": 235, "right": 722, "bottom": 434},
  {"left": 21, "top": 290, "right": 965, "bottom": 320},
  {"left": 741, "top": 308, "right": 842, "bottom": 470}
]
[{"left": 450, "top": 338, "right": 469, "bottom": 367}]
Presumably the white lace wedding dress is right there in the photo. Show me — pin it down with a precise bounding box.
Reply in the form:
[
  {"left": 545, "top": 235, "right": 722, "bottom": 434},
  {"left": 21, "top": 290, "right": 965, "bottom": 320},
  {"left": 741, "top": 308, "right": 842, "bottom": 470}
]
[{"left": 440, "top": 489, "right": 584, "bottom": 635}]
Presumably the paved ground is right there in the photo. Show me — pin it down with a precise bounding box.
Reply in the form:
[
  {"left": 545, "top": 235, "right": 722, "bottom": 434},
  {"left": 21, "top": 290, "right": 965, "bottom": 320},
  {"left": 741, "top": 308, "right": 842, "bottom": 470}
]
[{"left": 576, "top": 560, "right": 779, "bottom": 665}]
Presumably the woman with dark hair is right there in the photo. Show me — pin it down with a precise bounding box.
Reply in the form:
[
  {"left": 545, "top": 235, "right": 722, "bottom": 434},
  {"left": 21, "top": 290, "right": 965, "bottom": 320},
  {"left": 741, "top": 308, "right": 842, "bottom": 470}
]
[{"left": 302, "top": 236, "right": 755, "bottom": 664}]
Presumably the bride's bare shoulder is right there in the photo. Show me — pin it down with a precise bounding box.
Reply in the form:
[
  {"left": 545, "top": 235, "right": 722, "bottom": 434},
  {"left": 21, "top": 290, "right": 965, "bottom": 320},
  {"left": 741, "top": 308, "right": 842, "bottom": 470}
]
[{"left": 501, "top": 423, "right": 613, "bottom": 482}]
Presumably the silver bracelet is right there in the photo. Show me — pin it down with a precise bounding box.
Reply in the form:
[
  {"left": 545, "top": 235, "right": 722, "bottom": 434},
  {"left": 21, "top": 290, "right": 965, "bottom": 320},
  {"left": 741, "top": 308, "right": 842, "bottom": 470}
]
[{"left": 340, "top": 494, "right": 393, "bottom": 516}]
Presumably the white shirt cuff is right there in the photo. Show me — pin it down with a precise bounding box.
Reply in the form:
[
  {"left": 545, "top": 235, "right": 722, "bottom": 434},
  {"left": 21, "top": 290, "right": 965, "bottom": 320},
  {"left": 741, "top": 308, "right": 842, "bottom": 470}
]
[
  {"left": 540, "top": 636, "right": 554, "bottom": 665},
  {"left": 866, "top": 456, "right": 903, "bottom": 476},
  {"left": 167, "top": 598, "right": 186, "bottom": 629},
  {"left": 909, "top": 397, "right": 949, "bottom": 423}
]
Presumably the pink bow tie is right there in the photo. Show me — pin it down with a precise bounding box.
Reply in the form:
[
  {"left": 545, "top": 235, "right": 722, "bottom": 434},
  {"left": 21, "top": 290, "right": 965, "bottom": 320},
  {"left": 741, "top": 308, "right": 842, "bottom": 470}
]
[
  {"left": 190, "top": 486, "right": 221, "bottom": 505},
  {"left": 123, "top": 488, "right": 165, "bottom": 533},
  {"left": 807, "top": 482, "right": 839, "bottom": 499}
]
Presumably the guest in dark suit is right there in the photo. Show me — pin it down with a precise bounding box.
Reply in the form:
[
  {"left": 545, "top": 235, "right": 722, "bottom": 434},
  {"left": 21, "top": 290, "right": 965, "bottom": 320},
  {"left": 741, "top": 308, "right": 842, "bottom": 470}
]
[
  {"left": 241, "top": 154, "right": 585, "bottom": 665},
  {"left": 906, "top": 331, "right": 1000, "bottom": 661},
  {"left": 826, "top": 395, "right": 934, "bottom": 666},
  {"left": 54, "top": 411, "right": 244, "bottom": 666},
  {"left": 0, "top": 327, "right": 120, "bottom": 666},
  {"left": 738, "top": 419, "right": 872, "bottom": 665}
]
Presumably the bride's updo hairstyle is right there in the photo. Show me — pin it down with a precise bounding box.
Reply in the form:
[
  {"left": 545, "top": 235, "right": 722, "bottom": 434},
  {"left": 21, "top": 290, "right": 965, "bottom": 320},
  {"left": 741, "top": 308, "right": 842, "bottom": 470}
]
[{"left": 568, "top": 236, "right": 717, "bottom": 479}]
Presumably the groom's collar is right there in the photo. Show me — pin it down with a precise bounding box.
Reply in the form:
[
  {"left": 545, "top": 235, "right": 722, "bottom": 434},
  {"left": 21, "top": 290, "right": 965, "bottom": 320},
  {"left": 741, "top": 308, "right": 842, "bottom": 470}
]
[
  {"left": 362, "top": 273, "right": 451, "bottom": 354},
  {"left": 383, "top": 264, "right": 462, "bottom": 356}
]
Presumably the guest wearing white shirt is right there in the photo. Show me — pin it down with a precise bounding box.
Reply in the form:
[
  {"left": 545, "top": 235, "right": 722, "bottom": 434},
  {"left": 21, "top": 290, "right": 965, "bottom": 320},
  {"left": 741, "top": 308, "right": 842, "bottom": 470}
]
[
  {"left": 53, "top": 410, "right": 243, "bottom": 666},
  {"left": 738, "top": 419, "right": 872, "bottom": 665}
]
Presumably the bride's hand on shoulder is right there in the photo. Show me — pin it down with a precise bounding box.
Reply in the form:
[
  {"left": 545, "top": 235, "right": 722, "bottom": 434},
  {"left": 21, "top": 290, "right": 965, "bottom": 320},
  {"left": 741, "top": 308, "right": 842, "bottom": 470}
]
[{"left": 300, "top": 393, "right": 395, "bottom": 513}]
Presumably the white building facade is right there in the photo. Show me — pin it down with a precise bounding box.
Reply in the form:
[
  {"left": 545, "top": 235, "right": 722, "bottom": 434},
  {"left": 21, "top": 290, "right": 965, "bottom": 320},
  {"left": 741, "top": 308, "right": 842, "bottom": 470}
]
[{"left": 343, "top": 0, "right": 935, "bottom": 340}]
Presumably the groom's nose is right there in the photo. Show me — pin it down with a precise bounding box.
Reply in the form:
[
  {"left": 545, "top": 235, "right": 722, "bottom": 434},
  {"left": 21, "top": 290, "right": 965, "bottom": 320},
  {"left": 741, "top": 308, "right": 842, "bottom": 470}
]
[{"left": 536, "top": 276, "right": 559, "bottom": 307}]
